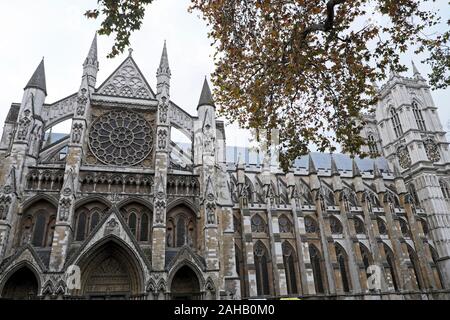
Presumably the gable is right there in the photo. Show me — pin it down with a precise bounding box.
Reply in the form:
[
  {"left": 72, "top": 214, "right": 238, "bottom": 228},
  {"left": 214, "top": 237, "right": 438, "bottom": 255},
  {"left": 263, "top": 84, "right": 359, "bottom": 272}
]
[
  {"left": 65, "top": 209, "right": 151, "bottom": 273},
  {"left": 97, "top": 56, "right": 155, "bottom": 100}
]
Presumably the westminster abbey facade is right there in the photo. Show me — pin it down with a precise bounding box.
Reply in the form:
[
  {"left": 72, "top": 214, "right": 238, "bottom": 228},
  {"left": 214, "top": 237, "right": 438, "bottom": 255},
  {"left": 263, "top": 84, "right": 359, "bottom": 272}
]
[{"left": 0, "top": 36, "right": 449, "bottom": 300}]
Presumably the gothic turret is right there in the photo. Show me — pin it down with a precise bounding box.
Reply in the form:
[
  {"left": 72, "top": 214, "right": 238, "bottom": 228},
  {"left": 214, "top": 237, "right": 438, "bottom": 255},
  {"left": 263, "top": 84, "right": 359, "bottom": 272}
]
[
  {"left": 20, "top": 59, "right": 47, "bottom": 118},
  {"left": 411, "top": 60, "right": 425, "bottom": 82},
  {"left": 25, "top": 59, "right": 47, "bottom": 96},
  {"left": 198, "top": 78, "right": 215, "bottom": 109}
]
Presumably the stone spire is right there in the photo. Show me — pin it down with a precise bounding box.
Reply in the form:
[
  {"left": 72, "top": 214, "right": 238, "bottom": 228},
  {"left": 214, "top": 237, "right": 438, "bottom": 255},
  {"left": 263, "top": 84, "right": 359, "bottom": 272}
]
[
  {"left": 330, "top": 155, "right": 339, "bottom": 176},
  {"left": 308, "top": 154, "right": 317, "bottom": 175},
  {"left": 198, "top": 78, "right": 215, "bottom": 108},
  {"left": 25, "top": 59, "right": 47, "bottom": 95},
  {"left": 389, "top": 68, "right": 401, "bottom": 81},
  {"left": 82, "top": 33, "right": 99, "bottom": 91},
  {"left": 352, "top": 159, "right": 364, "bottom": 192},
  {"left": 157, "top": 41, "right": 171, "bottom": 76},
  {"left": 330, "top": 155, "right": 342, "bottom": 191},
  {"left": 308, "top": 154, "right": 320, "bottom": 191},
  {"left": 393, "top": 163, "right": 407, "bottom": 194},
  {"left": 84, "top": 33, "right": 98, "bottom": 68},
  {"left": 411, "top": 60, "right": 425, "bottom": 81},
  {"left": 352, "top": 159, "right": 361, "bottom": 177},
  {"left": 373, "top": 162, "right": 386, "bottom": 193}
]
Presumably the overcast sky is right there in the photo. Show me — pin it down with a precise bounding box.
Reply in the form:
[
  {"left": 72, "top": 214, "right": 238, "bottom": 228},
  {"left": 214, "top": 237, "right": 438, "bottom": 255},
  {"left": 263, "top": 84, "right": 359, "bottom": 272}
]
[{"left": 0, "top": 0, "right": 449, "bottom": 148}]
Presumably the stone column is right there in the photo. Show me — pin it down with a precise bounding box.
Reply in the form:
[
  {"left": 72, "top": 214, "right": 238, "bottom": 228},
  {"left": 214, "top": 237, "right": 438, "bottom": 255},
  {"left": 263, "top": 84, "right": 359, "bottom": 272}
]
[
  {"left": 382, "top": 193, "right": 415, "bottom": 291},
  {"left": 49, "top": 36, "right": 98, "bottom": 272},
  {"left": 338, "top": 193, "right": 363, "bottom": 294},
  {"left": 287, "top": 173, "right": 315, "bottom": 295},
  {"left": 413, "top": 172, "right": 450, "bottom": 289},
  {"left": 360, "top": 192, "right": 389, "bottom": 292},
  {"left": 402, "top": 194, "right": 436, "bottom": 289},
  {"left": 315, "top": 193, "right": 336, "bottom": 294}
]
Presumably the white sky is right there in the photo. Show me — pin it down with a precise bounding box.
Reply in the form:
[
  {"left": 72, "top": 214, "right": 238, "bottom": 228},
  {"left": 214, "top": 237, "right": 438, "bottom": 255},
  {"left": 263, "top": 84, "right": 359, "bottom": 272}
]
[{"left": 0, "top": 0, "right": 448, "bottom": 148}]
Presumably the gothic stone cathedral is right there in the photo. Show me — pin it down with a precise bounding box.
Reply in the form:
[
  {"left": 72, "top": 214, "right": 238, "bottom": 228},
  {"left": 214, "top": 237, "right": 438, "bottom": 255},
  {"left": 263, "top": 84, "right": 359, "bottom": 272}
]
[{"left": 0, "top": 36, "right": 449, "bottom": 300}]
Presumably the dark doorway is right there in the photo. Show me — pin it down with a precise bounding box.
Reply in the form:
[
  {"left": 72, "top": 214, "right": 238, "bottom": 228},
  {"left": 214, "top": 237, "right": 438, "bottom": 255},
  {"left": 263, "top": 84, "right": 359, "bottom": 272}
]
[
  {"left": 171, "top": 266, "right": 201, "bottom": 300},
  {"left": 2, "top": 267, "right": 39, "bottom": 300}
]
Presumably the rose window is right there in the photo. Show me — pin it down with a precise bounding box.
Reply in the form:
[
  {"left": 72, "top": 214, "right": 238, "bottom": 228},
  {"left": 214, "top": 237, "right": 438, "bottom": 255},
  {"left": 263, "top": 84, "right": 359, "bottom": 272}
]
[{"left": 89, "top": 110, "right": 153, "bottom": 166}]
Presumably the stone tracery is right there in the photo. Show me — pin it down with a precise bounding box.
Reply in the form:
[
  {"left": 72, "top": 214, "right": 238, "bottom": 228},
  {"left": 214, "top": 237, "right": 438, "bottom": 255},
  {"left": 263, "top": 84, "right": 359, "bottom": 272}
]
[{"left": 89, "top": 110, "right": 153, "bottom": 166}]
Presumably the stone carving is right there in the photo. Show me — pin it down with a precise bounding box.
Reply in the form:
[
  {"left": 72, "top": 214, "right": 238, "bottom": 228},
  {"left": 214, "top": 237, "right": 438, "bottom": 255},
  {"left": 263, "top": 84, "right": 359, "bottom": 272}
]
[
  {"left": 329, "top": 216, "right": 343, "bottom": 234},
  {"left": 251, "top": 214, "right": 267, "bottom": 233},
  {"left": 105, "top": 218, "right": 119, "bottom": 235},
  {"left": 76, "top": 88, "right": 88, "bottom": 116},
  {"left": 203, "top": 125, "right": 215, "bottom": 156},
  {"left": 154, "top": 200, "right": 165, "bottom": 224},
  {"left": 206, "top": 202, "right": 216, "bottom": 225},
  {"left": 397, "top": 145, "right": 412, "bottom": 169},
  {"left": 166, "top": 226, "right": 173, "bottom": 247},
  {"left": 157, "top": 128, "right": 168, "bottom": 151},
  {"left": 89, "top": 110, "right": 153, "bottom": 166},
  {"left": 17, "top": 110, "right": 32, "bottom": 140},
  {"left": 99, "top": 59, "right": 152, "bottom": 99},
  {"left": 424, "top": 139, "right": 441, "bottom": 162},
  {"left": 42, "top": 95, "right": 77, "bottom": 128},
  {"left": 304, "top": 216, "right": 318, "bottom": 233},
  {"left": 319, "top": 194, "right": 327, "bottom": 212},
  {"left": 59, "top": 198, "right": 71, "bottom": 222},
  {"left": 159, "top": 98, "right": 169, "bottom": 124},
  {"left": 0, "top": 195, "right": 12, "bottom": 220},
  {"left": 72, "top": 123, "right": 83, "bottom": 144},
  {"left": 278, "top": 215, "right": 292, "bottom": 233}
]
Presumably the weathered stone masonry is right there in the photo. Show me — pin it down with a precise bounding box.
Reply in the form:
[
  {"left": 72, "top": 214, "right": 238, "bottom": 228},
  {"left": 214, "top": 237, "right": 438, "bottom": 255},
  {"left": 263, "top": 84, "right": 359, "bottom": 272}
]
[{"left": 0, "top": 36, "right": 449, "bottom": 300}]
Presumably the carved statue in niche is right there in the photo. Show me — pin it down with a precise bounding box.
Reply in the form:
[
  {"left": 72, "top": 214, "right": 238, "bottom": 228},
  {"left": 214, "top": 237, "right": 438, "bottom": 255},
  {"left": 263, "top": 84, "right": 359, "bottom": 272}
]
[
  {"left": 76, "top": 88, "right": 88, "bottom": 116},
  {"left": 203, "top": 124, "right": 215, "bottom": 155},
  {"left": 319, "top": 194, "right": 327, "bottom": 212},
  {"left": 72, "top": 123, "right": 83, "bottom": 144},
  {"left": 206, "top": 202, "right": 216, "bottom": 225},
  {"left": 21, "top": 226, "right": 32, "bottom": 245},
  {"left": 29, "top": 123, "right": 42, "bottom": 156},
  {"left": 104, "top": 218, "right": 119, "bottom": 236},
  {"left": 0, "top": 195, "right": 11, "bottom": 220},
  {"left": 17, "top": 110, "right": 32, "bottom": 140},
  {"left": 166, "top": 227, "right": 173, "bottom": 247}
]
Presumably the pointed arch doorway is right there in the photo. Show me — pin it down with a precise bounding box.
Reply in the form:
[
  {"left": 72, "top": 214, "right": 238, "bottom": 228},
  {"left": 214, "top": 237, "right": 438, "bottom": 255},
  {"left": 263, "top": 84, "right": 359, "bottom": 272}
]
[
  {"left": 77, "top": 239, "right": 144, "bottom": 300},
  {"left": 1, "top": 266, "right": 39, "bottom": 300},
  {"left": 170, "top": 265, "right": 201, "bottom": 300}
]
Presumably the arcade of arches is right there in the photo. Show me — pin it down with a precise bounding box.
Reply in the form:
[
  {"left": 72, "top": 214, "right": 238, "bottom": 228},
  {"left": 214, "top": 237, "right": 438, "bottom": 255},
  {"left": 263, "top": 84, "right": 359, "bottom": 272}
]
[{"left": 2, "top": 195, "right": 445, "bottom": 300}]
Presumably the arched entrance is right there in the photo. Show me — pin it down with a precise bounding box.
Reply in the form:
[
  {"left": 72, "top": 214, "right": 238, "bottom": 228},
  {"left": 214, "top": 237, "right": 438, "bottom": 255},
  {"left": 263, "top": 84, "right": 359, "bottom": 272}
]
[
  {"left": 170, "top": 266, "right": 201, "bottom": 300},
  {"left": 78, "top": 239, "right": 144, "bottom": 300},
  {"left": 1, "top": 267, "right": 39, "bottom": 300}
]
